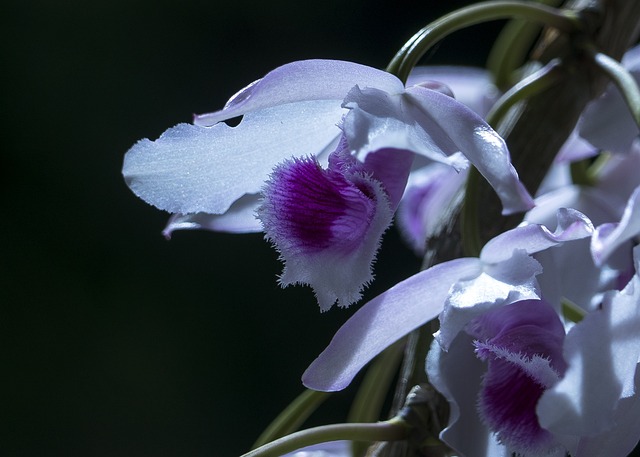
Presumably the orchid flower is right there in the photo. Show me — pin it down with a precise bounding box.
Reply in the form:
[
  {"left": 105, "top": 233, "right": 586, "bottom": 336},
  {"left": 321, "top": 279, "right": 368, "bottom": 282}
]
[
  {"left": 302, "top": 205, "right": 640, "bottom": 456},
  {"left": 302, "top": 207, "right": 593, "bottom": 391},
  {"left": 429, "top": 245, "right": 640, "bottom": 457},
  {"left": 123, "top": 59, "right": 533, "bottom": 310}
]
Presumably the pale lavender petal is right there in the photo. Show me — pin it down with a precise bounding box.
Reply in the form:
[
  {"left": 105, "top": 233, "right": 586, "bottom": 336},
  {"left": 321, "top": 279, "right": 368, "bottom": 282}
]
[
  {"left": 342, "top": 85, "right": 469, "bottom": 170},
  {"left": 162, "top": 194, "right": 262, "bottom": 238},
  {"left": 343, "top": 85, "right": 534, "bottom": 215},
  {"left": 281, "top": 441, "right": 350, "bottom": 457},
  {"left": 302, "top": 258, "right": 480, "bottom": 391},
  {"left": 123, "top": 101, "right": 342, "bottom": 215},
  {"left": 427, "top": 335, "right": 508, "bottom": 457},
  {"left": 194, "top": 60, "right": 403, "bottom": 126},
  {"left": 406, "top": 66, "right": 499, "bottom": 117},
  {"left": 574, "top": 366, "right": 640, "bottom": 457},
  {"left": 481, "top": 207, "right": 594, "bottom": 264},
  {"left": 406, "top": 86, "right": 533, "bottom": 214},
  {"left": 536, "top": 162, "right": 572, "bottom": 196},
  {"left": 405, "top": 86, "right": 533, "bottom": 215},
  {"left": 595, "top": 141, "right": 640, "bottom": 206},
  {"left": 438, "top": 210, "right": 594, "bottom": 350},
  {"left": 578, "top": 46, "right": 640, "bottom": 154},
  {"left": 526, "top": 192, "right": 628, "bottom": 311},
  {"left": 396, "top": 164, "right": 467, "bottom": 254},
  {"left": 538, "top": 246, "right": 640, "bottom": 443},
  {"left": 592, "top": 186, "right": 640, "bottom": 265},
  {"left": 436, "top": 250, "right": 542, "bottom": 350},
  {"left": 622, "top": 44, "right": 640, "bottom": 68},
  {"left": 554, "top": 129, "right": 598, "bottom": 163},
  {"left": 360, "top": 148, "right": 414, "bottom": 209},
  {"left": 525, "top": 186, "right": 619, "bottom": 229}
]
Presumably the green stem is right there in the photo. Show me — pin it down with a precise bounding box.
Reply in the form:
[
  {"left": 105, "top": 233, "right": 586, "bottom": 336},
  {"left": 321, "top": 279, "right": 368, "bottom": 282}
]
[
  {"left": 252, "top": 390, "right": 332, "bottom": 449},
  {"left": 570, "top": 159, "right": 595, "bottom": 187},
  {"left": 587, "top": 47, "right": 640, "bottom": 129},
  {"left": 347, "top": 340, "right": 404, "bottom": 424},
  {"left": 485, "top": 59, "right": 563, "bottom": 127},
  {"left": 586, "top": 152, "right": 611, "bottom": 182},
  {"left": 487, "top": 0, "right": 564, "bottom": 89},
  {"left": 242, "top": 419, "right": 411, "bottom": 457},
  {"left": 348, "top": 340, "right": 405, "bottom": 457},
  {"left": 386, "top": 0, "right": 580, "bottom": 83},
  {"left": 461, "top": 167, "right": 483, "bottom": 257},
  {"left": 561, "top": 298, "right": 587, "bottom": 323}
]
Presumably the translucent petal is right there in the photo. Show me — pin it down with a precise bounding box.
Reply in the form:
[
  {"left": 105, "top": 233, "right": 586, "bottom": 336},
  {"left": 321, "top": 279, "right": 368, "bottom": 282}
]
[
  {"left": 538, "top": 246, "right": 640, "bottom": 442},
  {"left": 162, "top": 194, "right": 262, "bottom": 238},
  {"left": 302, "top": 258, "right": 480, "bottom": 391},
  {"left": 592, "top": 186, "right": 640, "bottom": 265},
  {"left": 194, "top": 60, "right": 403, "bottom": 126},
  {"left": 123, "top": 100, "right": 343, "bottom": 214},
  {"left": 406, "top": 66, "right": 499, "bottom": 117},
  {"left": 343, "top": 85, "right": 534, "bottom": 215}
]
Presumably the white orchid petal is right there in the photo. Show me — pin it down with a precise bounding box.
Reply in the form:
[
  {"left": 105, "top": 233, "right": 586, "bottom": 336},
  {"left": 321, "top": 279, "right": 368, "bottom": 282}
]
[
  {"left": 481, "top": 208, "right": 594, "bottom": 264},
  {"left": 302, "top": 258, "right": 480, "bottom": 391},
  {"left": 123, "top": 100, "right": 343, "bottom": 214},
  {"left": 538, "top": 246, "right": 640, "bottom": 441},
  {"left": 406, "top": 66, "right": 499, "bottom": 117},
  {"left": 574, "top": 367, "right": 640, "bottom": 457},
  {"left": 163, "top": 194, "right": 262, "bottom": 238},
  {"left": 344, "top": 85, "right": 533, "bottom": 215},
  {"left": 194, "top": 60, "right": 403, "bottom": 126},
  {"left": 592, "top": 186, "right": 640, "bottom": 265},
  {"left": 408, "top": 86, "right": 535, "bottom": 215},
  {"left": 427, "top": 335, "right": 508, "bottom": 457}
]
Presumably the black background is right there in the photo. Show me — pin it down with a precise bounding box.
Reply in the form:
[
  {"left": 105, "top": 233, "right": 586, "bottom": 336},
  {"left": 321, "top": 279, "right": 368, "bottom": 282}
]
[{"left": 3, "top": 1, "right": 503, "bottom": 456}]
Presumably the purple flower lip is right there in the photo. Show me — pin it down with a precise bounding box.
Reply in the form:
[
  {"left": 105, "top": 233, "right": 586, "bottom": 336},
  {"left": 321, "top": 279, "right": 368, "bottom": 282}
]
[
  {"left": 256, "top": 141, "right": 401, "bottom": 311},
  {"left": 259, "top": 155, "right": 376, "bottom": 255},
  {"left": 469, "top": 299, "right": 566, "bottom": 456}
]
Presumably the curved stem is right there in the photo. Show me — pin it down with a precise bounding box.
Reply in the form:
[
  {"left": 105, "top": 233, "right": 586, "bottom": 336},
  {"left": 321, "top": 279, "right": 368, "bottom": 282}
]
[
  {"left": 386, "top": 0, "right": 580, "bottom": 83},
  {"left": 347, "top": 340, "right": 404, "bottom": 425},
  {"left": 242, "top": 419, "right": 411, "bottom": 457},
  {"left": 587, "top": 47, "right": 640, "bottom": 128},
  {"left": 485, "top": 59, "right": 563, "bottom": 126},
  {"left": 487, "top": 0, "right": 564, "bottom": 89},
  {"left": 348, "top": 339, "right": 405, "bottom": 457},
  {"left": 252, "top": 389, "right": 332, "bottom": 449},
  {"left": 461, "top": 168, "right": 483, "bottom": 257}
]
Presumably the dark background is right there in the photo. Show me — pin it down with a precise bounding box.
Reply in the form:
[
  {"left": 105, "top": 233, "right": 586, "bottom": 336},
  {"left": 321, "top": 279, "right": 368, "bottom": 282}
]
[{"left": 3, "top": 1, "right": 499, "bottom": 456}]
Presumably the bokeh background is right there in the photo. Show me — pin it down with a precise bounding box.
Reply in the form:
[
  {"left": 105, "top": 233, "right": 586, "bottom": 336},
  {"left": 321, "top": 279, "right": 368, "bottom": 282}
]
[{"left": 3, "top": 1, "right": 501, "bottom": 456}]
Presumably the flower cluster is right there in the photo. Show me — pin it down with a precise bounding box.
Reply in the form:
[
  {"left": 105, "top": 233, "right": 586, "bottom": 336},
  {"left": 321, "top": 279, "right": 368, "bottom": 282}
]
[{"left": 122, "top": 2, "right": 640, "bottom": 457}]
